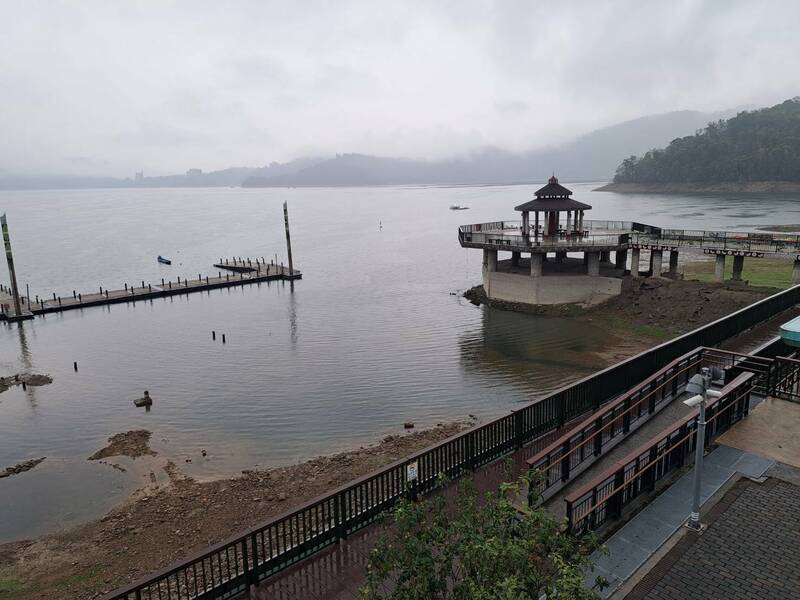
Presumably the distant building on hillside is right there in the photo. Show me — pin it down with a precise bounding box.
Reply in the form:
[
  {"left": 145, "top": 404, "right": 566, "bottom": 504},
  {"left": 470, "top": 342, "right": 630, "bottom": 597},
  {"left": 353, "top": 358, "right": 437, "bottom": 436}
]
[{"left": 186, "top": 168, "right": 202, "bottom": 177}]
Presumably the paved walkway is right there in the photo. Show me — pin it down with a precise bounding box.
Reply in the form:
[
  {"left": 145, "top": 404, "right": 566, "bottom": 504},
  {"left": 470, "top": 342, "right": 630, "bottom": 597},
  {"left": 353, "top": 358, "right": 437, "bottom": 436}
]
[
  {"left": 625, "top": 472, "right": 800, "bottom": 600},
  {"left": 588, "top": 445, "right": 774, "bottom": 597}
]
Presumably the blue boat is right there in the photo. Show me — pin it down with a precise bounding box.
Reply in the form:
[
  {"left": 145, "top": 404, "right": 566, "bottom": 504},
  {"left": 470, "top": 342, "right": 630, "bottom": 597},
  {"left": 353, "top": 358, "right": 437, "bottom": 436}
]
[{"left": 157, "top": 255, "right": 172, "bottom": 265}]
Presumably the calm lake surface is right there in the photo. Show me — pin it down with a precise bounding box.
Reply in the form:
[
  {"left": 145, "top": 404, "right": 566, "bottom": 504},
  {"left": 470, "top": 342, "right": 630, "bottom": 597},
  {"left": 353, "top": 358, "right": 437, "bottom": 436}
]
[{"left": 1, "top": 183, "right": 799, "bottom": 541}]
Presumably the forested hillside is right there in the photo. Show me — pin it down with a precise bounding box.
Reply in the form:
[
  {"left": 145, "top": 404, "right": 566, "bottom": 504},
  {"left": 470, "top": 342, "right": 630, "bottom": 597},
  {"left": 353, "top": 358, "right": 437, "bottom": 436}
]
[{"left": 613, "top": 98, "right": 800, "bottom": 184}]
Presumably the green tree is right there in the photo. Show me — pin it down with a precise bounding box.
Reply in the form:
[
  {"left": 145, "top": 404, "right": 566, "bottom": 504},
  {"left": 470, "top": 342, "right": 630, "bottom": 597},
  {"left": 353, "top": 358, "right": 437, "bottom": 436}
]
[{"left": 360, "top": 471, "right": 606, "bottom": 600}]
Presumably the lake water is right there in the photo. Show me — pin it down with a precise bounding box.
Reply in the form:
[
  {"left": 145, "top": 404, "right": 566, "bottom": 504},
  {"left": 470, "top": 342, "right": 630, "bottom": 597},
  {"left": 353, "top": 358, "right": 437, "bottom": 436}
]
[{"left": 1, "top": 182, "right": 799, "bottom": 542}]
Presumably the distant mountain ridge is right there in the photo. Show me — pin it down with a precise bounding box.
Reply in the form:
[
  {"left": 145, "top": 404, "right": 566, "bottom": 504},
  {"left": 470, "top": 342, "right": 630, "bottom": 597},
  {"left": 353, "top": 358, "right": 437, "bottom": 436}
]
[
  {"left": 606, "top": 98, "right": 800, "bottom": 190},
  {"left": 243, "top": 108, "right": 741, "bottom": 187},
  {"left": 1, "top": 107, "right": 742, "bottom": 190}
]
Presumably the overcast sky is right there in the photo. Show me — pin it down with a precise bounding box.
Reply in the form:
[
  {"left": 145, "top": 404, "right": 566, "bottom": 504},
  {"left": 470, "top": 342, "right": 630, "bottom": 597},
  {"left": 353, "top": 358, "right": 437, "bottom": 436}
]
[{"left": 1, "top": 0, "right": 799, "bottom": 177}]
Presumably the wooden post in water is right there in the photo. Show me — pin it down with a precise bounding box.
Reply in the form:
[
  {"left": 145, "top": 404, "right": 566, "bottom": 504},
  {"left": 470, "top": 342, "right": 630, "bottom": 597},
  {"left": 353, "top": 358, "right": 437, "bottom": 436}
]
[
  {"left": 1, "top": 214, "right": 25, "bottom": 318},
  {"left": 283, "top": 201, "right": 294, "bottom": 276}
]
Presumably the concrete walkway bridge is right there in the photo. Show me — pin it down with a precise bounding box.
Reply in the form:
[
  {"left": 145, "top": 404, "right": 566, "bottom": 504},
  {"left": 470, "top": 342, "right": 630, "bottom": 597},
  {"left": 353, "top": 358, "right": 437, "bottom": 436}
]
[{"left": 459, "top": 219, "right": 800, "bottom": 283}]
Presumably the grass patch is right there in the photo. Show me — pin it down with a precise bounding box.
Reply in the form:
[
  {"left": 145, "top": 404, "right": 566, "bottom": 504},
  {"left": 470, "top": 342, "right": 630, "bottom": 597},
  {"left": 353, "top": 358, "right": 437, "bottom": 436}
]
[
  {"left": 0, "top": 575, "right": 23, "bottom": 597},
  {"left": 593, "top": 315, "right": 673, "bottom": 341},
  {"left": 683, "top": 256, "right": 792, "bottom": 289},
  {"left": 53, "top": 568, "right": 100, "bottom": 590}
]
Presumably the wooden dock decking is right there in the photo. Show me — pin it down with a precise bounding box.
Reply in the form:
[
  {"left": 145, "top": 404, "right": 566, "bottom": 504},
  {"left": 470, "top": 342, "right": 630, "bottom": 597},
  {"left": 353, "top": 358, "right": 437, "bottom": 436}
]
[{"left": 0, "top": 258, "right": 300, "bottom": 320}]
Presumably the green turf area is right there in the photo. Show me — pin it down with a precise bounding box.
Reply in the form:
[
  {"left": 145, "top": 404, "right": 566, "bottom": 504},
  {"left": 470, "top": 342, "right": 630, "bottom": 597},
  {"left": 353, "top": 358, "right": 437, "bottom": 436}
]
[
  {"left": 683, "top": 257, "right": 792, "bottom": 289},
  {"left": 0, "top": 575, "right": 23, "bottom": 597}
]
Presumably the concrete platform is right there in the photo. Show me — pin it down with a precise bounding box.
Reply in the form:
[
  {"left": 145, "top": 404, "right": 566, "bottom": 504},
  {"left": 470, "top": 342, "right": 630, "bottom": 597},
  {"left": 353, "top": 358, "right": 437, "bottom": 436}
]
[{"left": 716, "top": 397, "right": 800, "bottom": 469}]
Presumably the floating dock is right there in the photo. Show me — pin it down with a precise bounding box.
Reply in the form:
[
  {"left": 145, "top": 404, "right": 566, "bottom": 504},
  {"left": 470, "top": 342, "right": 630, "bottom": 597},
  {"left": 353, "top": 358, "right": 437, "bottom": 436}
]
[{"left": 0, "top": 258, "right": 300, "bottom": 320}]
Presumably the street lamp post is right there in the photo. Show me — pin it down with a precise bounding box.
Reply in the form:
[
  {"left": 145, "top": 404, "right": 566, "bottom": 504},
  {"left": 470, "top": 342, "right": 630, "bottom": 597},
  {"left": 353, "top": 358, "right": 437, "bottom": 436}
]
[{"left": 684, "top": 367, "right": 722, "bottom": 531}]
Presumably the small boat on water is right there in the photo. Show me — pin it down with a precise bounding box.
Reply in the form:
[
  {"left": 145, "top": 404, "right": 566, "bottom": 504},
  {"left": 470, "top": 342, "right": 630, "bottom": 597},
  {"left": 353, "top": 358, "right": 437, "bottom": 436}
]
[
  {"left": 449, "top": 205, "right": 470, "bottom": 210},
  {"left": 157, "top": 255, "right": 172, "bottom": 265}
]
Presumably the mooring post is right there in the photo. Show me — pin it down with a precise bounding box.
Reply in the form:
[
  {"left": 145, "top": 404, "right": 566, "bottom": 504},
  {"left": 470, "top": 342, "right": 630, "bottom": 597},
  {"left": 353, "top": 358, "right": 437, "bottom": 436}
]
[
  {"left": 73, "top": 361, "right": 78, "bottom": 372},
  {"left": 53, "top": 292, "right": 56, "bottom": 301},
  {"left": 26, "top": 283, "right": 30, "bottom": 308},
  {"left": 0, "top": 214, "right": 24, "bottom": 318},
  {"left": 222, "top": 333, "right": 226, "bottom": 344},
  {"left": 283, "top": 201, "right": 294, "bottom": 276},
  {"left": 212, "top": 330, "right": 216, "bottom": 340},
  {"left": 73, "top": 290, "right": 76, "bottom": 299}
]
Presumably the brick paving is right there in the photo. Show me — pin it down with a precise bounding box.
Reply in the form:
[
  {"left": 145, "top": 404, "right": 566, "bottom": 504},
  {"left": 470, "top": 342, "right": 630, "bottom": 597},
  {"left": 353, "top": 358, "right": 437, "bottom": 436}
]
[{"left": 627, "top": 477, "right": 800, "bottom": 600}]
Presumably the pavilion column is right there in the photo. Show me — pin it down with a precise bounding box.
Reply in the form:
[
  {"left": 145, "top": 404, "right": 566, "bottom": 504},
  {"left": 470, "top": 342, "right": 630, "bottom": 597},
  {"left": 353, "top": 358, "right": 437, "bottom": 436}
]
[
  {"left": 521, "top": 211, "right": 529, "bottom": 235},
  {"left": 555, "top": 251, "right": 566, "bottom": 263},
  {"left": 483, "top": 249, "right": 498, "bottom": 273},
  {"left": 630, "top": 247, "right": 641, "bottom": 278},
  {"left": 511, "top": 251, "right": 520, "bottom": 267},
  {"left": 732, "top": 255, "right": 744, "bottom": 281},
  {"left": 714, "top": 254, "right": 726, "bottom": 282},
  {"left": 530, "top": 253, "right": 543, "bottom": 277},
  {"left": 792, "top": 258, "right": 800, "bottom": 285},
  {"left": 534, "top": 211, "right": 540, "bottom": 238},
  {"left": 578, "top": 210, "right": 584, "bottom": 232},
  {"left": 615, "top": 249, "right": 628, "bottom": 270},
  {"left": 566, "top": 211, "right": 572, "bottom": 232},
  {"left": 600, "top": 250, "right": 611, "bottom": 263},
  {"left": 587, "top": 252, "right": 600, "bottom": 276},
  {"left": 650, "top": 249, "right": 663, "bottom": 277},
  {"left": 669, "top": 250, "right": 679, "bottom": 276}
]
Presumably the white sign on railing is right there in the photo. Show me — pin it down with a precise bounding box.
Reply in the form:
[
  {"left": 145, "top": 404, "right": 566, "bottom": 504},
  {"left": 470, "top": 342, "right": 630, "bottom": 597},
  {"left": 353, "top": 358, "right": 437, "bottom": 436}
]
[{"left": 406, "top": 460, "right": 419, "bottom": 482}]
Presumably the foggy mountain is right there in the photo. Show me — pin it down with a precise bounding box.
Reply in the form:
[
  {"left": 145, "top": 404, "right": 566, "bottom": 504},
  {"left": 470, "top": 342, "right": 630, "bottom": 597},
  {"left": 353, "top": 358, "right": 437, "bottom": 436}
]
[
  {"left": 244, "top": 108, "right": 742, "bottom": 187},
  {"left": 1, "top": 108, "right": 741, "bottom": 190}
]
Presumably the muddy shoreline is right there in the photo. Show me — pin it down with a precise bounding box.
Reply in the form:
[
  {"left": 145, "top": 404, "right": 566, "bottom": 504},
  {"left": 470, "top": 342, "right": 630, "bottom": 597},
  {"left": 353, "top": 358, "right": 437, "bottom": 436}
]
[
  {"left": 464, "top": 277, "right": 776, "bottom": 343},
  {"left": 0, "top": 421, "right": 472, "bottom": 599}
]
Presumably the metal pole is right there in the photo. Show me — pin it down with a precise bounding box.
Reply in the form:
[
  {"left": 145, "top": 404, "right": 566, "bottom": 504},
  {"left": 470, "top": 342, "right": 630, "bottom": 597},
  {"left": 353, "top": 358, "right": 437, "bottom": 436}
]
[
  {"left": 283, "top": 201, "right": 294, "bottom": 276},
  {"left": 688, "top": 368, "right": 710, "bottom": 530},
  {"left": 1, "top": 214, "right": 23, "bottom": 317}
]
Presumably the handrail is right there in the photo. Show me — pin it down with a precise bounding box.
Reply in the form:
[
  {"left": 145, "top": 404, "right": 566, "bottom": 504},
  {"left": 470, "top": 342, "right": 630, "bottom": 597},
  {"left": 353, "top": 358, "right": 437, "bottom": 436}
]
[
  {"left": 527, "top": 348, "right": 704, "bottom": 503},
  {"left": 564, "top": 372, "right": 755, "bottom": 535},
  {"left": 102, "top": 284, "right": 800, "bottom": 600}
]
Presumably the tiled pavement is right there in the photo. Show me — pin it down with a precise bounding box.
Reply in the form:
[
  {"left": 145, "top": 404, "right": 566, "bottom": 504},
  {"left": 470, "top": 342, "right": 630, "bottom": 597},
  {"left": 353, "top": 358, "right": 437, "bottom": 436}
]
[
  {"left": 626, "top": 474, "right": 800, "bottom": 600},
  {"left": 589, "top": 445, "right": 774, "bottom": 597}
]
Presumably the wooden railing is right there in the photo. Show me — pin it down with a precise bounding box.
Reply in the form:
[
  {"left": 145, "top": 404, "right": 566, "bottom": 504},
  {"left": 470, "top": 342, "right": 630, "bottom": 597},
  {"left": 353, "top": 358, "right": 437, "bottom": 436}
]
[
  {"left": 564, "top": 372, "right": 755, "bottom": 535},
  {"left": 527, "top": 348, "right": 703, "bottom": 504}
]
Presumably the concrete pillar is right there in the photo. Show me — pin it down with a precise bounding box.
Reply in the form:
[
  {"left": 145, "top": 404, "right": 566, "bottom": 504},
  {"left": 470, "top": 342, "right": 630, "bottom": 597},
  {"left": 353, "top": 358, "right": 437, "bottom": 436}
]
[
  {"left": 600, "top": 250, "right": 611, "bottom": 263},
  {"left": 630, "top": 248, "right": 640, "bottom": 278},
  {"left": 555, "top": 251, "right": 566, "bottom": 263},
  {"left": 714, "top": 254, "right": 726, "bottom": 282},
  {"left": 587, "top": 252, "right": 600, "bottom": 277},
  {"left": 483, "top": 249, "right": 498, "bottom": 272},
  {"left": 511, "top": 251, "right": 520, "bottom": 267},
  {"left": 583, "top": 253, "right": 589, "bottom": 266},
  {"left": 530, "top": 253, "right": 543, "bottom": 277},
  {"left": 792, "top": 259, "right": 800, "bottom": 285},
  {"left": 615, "top": 249, "right": 628, "bottom": 270},
  {"left": 732, "top": 255, "right": 744, "bottom": 281},
  {"left": 650, "top": 249, "right": 663, "bottom": 277},
  {"left": 669, "top": 250, "right": 679, "bottom": 276}
]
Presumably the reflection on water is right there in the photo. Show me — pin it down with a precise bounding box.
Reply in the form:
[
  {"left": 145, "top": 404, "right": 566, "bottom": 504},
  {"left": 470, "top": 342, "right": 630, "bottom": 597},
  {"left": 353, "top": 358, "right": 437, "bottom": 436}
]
[
  {"left": 459, "top": 307, "right": 609, "bottom": 397},
  {"left": 1, "top": 183, "right": 799, "bottom": 541}
]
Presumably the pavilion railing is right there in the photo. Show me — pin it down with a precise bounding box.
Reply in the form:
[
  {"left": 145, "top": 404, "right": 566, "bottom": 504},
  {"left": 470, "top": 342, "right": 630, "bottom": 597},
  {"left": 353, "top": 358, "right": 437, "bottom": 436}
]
[
  {"left": 564, "top": 371, "right": 755, "bottom": 535},
  {"left": 102, "top": 285, "right": 800, "bottom": 600}
]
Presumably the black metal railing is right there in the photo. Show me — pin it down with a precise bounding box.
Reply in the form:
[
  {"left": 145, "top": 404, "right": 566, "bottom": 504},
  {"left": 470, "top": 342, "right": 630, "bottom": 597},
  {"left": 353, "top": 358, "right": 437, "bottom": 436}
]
[
  {"left": 565, "top": 371, "right": 755, "bottom": 535},
  {"left": 102, "top": 285, "right": 800, "bottom": 600},
  {"left": 631, "top": 228, "right": 800, "bottom": 254}
]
